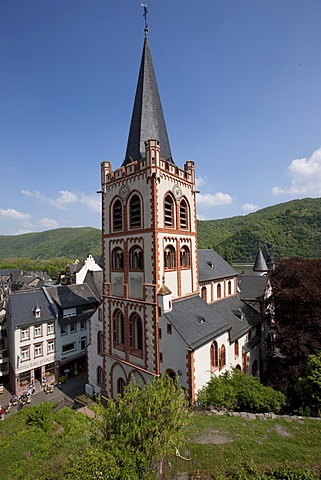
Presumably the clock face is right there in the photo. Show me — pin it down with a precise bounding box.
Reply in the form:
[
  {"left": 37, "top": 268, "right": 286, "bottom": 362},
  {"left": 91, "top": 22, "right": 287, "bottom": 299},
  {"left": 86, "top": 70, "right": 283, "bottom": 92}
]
[
  {"left": 172, "top": 184, "right": 182, "bottom": 200},
  {"left": 119, "top": 184, "right": 130, "bottom": 201}
]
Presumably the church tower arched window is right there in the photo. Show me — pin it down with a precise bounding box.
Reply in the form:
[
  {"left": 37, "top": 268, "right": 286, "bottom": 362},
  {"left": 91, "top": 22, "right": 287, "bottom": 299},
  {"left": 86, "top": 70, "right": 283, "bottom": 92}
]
[
  {"left": 164, "top": 245, "right": 176, "bottom": 269},
  {"left": 112, "top": 199, "right": 123, "bottom": 231},
  {"left": 129, "top": 313, "right": 143, "bottom": 355},
  {"left": 180, "top": 246, "right": 190, "bottom": 268},
  {"left": 164, "top": 194, "right": 175, "bottom": 227},
  {"left": 129, "top": 246, "right": 143, "bottom": 270},
  {"left": 112, "top": 248, "right": 124, "bottom": 270},
  {"left": 180, "top": 199, "right": 189, "bottom": 230},
  {"left": 113, "top": 310, "right": 125, "bottom": 347},
  {"left": 129, "top": 194, "right": 141, "bottom": 228}
]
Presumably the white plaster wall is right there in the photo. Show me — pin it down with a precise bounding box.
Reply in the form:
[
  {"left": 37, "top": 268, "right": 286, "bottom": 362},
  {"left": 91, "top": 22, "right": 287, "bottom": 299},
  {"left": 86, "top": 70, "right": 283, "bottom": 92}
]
[
  {"left": 87, "top": 308, "right": 103, "bottom": 390},
  {"left": 159, "top": 316, "right": 188, "bottom": 388},
  {"left": 76, "top": 255, "right": 102, "bottom": 284}
]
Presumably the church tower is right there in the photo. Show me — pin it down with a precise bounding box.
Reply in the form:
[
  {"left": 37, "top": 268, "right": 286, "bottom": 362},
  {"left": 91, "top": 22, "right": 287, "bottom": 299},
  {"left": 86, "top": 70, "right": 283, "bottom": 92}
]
[{"left": 99, "top": 31, "right": 199, "bottom": 396}]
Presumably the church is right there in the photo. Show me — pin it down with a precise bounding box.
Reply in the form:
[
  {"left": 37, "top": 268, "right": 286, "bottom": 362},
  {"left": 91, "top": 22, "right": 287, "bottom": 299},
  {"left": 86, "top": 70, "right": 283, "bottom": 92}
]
[{"left": 87, "top": 25, "right": 269, "bottom": 401}]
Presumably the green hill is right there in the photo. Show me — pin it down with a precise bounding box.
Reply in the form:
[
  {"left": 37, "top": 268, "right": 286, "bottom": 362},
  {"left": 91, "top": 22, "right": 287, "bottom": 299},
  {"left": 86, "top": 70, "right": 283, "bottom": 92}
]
[
  {"left": 1, "top": 198, "right": 321, "bottom": 261},
  {"left": 0, "top": 227, "right": 101, "bottom": 260}
]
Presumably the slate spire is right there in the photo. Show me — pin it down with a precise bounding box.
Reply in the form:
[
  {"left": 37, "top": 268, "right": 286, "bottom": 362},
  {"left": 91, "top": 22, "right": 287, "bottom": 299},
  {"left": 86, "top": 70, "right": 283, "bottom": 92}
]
[{"left": 123, "top": 35, "right": 174, "bottom": 166}]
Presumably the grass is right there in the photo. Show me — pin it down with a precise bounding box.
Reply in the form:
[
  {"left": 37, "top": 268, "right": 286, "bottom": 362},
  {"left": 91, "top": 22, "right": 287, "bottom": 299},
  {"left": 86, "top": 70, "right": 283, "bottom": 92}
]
[
  {"left": 0, "top": 404, "right": 320, "bottom": 479},
  {"left": 170, "top": 412, "right": 321, "bottom": 478}
]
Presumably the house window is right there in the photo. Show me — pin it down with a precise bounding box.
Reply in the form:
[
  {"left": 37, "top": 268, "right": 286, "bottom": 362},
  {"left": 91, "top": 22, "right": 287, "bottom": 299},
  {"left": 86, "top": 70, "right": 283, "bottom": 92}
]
[
  {"left": 159, "top": 352, "right": 163, "bottom": 363},
  {"left": 129, "top": 246, "right": 143, "bottom": 270},
  {"left": 217, "top": 283, "right": 222, "bottom": 299},
  {"left": 129, "top": 313, "right": 143, "bottom": 353},
  {"left": 81, "top": 336, "right": 87, "bottom": 350},
  {"left": 180, "top": 199, "right": 189, "bottom": 229},
  {"left": 159, "top": 328, "right": 162, "bottom": 339},
  {"left": 113, "top": 310, "right": 125, "bottom": 346},
  {"left": 21, "top": 328, "right": 29, "bottom": 341},
  {"left": 62, "top": 342, "right": 75, "bottom": 354},
  {"left": 97, "top": 366, "right": 103, "bottom": 386},
  {"left": 97, "top": 331, "right": 103, "bottom": 355},
  {"left": 47, "top": 323, "right": 54, "bottom": 334},
  {"left": 112, "top": 248, "right": 124, "bottom": 270},
  {"left": 117, "top": 377, "right": 126, "bottom": 396},
  {"left": 70, "top": 322, "right": 76, "bottom": 333},
  {"left": 164, "top": 194, "right": 174, "bottom": 227},
  {"left": 210, "top": 341, "right": 219, "bottom": 370},
  {"left": 80, "top": 320, "right": 86, "bottom": 330},
  {"left": 47, "top": 340, "right": 55, "bottom": 354},
  {"left": 61, "top": 325, "right": 67, "bottom": 336},
  {"left": 234, "top": 340, "right": 239, "bottom": 358},
  {"left": 129, "top": 194, "right": 141, "bottom": 228},
  {"left": 21, "top": 346, "right": 30, "bottom": 361},
  {"left": 252, "top": 359, "right": 258, "bottom": 376},
  {"left": 113, "top": 199, "right": 123, "bottom": 231},
  {"left": 167, "top": 323, "right": 172, "bottom": 334},
  {"left": 34, "top": 343, "right": 42, "bottom": 357},
  {"left": 180, "top": 246, "right": 190, "bottom": 268},
  {"left": 220, "top": 345, "right": 226, "bottom": 369},
  {"left": 164, "top": 245, "right": 176, "bottom": 269},
  {"left": 34, "top": 325, "right": 42, "bottom": 338}
]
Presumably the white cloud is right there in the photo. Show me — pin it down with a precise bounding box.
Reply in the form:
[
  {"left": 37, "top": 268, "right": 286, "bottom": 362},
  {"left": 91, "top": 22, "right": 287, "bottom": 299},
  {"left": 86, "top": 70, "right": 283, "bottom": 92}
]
[
  {"left": 196, "top": 192, "right": 233, "bottom": 207},
  {"left": 79, "top": 194, "right": 101, "bottom": 213},
  {"left": 0, "top": 208, "right": 31, "bottom": 220},
  {"left": 38, "top": 218, "right": 59, "bottom": 228},
  {"left": 272, "top": 147, "right": 321, "bottom": 196},
  {"left": 242, "top": 203, "right": 259, "bottom": 213},
  {"left": 196, "top": 213, "right": 209, "bottom": 220},
  {"left": 21, "top": 189, "right": 45, "bottom": 200},
  {"left": 52, "top": 190, "right": 78, "bottom": 208},
  {"left": 195, "top": 176, "right": 206, "bottom": 188}
]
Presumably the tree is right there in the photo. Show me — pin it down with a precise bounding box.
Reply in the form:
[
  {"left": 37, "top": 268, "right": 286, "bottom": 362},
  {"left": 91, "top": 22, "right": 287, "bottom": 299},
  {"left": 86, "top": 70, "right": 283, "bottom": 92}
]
[
  {"left": 61, "top": 375, "right": 189, "bottom": 479},
  {"left": 266, "top": 258, "right": 321, "bottom": 404},
  {"left": 295, "top": 351, "right": 321, "bottom": 417}
]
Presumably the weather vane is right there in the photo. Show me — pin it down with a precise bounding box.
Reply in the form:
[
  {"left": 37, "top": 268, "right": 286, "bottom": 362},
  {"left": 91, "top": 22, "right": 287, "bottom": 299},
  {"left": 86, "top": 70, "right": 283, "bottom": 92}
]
[{"left": 141, "top": 3, "right": 148, "bottom": 35}]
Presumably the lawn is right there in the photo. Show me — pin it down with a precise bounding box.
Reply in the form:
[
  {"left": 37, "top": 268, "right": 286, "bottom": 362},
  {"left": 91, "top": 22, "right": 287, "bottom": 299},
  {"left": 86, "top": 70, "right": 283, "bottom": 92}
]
[{"left": 0, "top": 404, "right": 320, "bottom": 479}]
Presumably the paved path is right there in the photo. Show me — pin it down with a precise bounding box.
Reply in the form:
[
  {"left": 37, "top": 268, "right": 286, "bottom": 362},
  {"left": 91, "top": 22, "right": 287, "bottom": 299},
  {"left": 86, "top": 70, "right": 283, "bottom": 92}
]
[{"left": 0, "top": 375, "right": 87, "bottom": 419}]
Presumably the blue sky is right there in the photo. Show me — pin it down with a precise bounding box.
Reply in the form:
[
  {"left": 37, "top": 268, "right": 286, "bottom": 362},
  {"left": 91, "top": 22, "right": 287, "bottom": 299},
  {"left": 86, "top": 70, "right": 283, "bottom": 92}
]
[{"left": 1, "top": 0, "right": 321, "bottom": 235}]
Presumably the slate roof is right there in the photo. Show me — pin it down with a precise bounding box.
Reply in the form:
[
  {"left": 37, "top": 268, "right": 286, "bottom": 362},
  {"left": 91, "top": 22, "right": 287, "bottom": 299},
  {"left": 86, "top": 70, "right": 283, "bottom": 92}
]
[
  {"left": 7, "top": 289, "right": 57, "bottom": 328},
  {"left": 253, "top": 248, "right": 268, "bottom": 272},
  {"left": 238, "top": 274, "right": 268, "bottom": 302},
  {"left": 83, "top": 270, "right": 103, "bottom": 301},
  {"left": 46, "top": 284, "right": 99, "bottom": 309},
  {"left": 198, "top": 249, "right": 237, "bottom": 282},
  {"left": 165, "top": 294, "right": 261, "bottom": 349},
  {"left": 123, "top": 35, "right": 173, "bottom": 166}
]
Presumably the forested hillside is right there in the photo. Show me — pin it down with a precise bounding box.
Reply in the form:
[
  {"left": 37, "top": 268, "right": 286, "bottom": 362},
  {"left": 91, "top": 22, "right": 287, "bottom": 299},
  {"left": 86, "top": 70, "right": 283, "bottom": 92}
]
[{"left": 1, "top": 198, "right": 321, "bottom": 262}]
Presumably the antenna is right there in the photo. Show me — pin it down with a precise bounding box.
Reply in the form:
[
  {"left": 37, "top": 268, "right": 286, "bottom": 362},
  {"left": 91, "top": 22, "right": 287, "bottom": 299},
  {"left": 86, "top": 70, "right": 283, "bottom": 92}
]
[{"left": 141, "top": 3, "right": 148, "bottom": 35}]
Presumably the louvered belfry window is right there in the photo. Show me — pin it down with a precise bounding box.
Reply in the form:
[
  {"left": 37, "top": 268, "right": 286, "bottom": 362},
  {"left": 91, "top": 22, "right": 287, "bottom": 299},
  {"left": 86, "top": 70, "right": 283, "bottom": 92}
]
[
  {"left": 164, "top": 194, "right": 174, "bottom": 227},
  {"left": 113, "top": 199, "right": 123, "bottom": 231},
  {"left": 130, "top": 194, "right": 141, "bottom": 228}
]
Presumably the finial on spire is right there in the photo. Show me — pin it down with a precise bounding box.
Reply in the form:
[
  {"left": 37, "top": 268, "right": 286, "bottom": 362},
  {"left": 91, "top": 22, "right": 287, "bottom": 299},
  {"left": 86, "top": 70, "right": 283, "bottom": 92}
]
[{"left": 141, "top": 3, "right": 148, "bottom": 35}]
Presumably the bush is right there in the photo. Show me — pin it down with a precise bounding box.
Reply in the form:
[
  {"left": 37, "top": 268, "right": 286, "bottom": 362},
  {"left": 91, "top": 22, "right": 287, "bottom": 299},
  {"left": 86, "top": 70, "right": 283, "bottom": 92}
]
[
  {"left": 197, "top": 369, "right": 286, "bottom": 413},
  {"left": 26, "top": 402, "right": 54, "bottom": 432}
]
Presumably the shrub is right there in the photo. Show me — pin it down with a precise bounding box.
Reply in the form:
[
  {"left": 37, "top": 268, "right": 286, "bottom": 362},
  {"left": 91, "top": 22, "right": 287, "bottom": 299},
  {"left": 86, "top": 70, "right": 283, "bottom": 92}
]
[
  {"left": 26, "top": 402, "right": 54, "bottom": 432},
  {"left": 197, "top": 369, "right": 286, "bottom": 413}
]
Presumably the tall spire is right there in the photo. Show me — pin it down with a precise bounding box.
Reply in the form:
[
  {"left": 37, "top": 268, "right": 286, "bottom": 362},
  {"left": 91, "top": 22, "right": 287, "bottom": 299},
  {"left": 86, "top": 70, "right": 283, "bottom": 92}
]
[{"left": 123, "top": 34, "right": 174, "bottom": 166}]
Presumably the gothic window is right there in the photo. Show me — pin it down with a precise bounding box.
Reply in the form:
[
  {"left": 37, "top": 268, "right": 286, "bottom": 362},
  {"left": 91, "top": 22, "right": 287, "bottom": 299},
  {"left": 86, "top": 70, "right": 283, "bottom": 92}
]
[
  {"left": 129, "top": 246, "right": 143, "bottom": 270},
  {"left": 210, "top": 341, "right": 219, "bottom": 370},
  {"left": 180, "top": 246, "right": 190, "bottom": 268},
  {"left": 113, "top": 310, "right": 125, "bottom": 346},
  {"left": 129, "top": 194, "right": 141, "bottom": 228},
  {"left": 220, "top": 345, "right": 226, "bottom": 369},
  {"left": 180, "top": 199, "right": 189, "bottom": 229},
  {"left": 201, "top": 286, "right": 207, "bottom": 302},
  {"left": 164, "top": 245, "right": 176, "bottom": 269},
  {"left": 117, "top": 377, "right": 126, "bottom": 396},
  {"left": 252, "top": 359, "right": 258, "bottom": 376},
  {"left": 164, "top": 194, "right": 174, "bottom": 227},
  {"left": 234, "top": 340, "right": 239, "bottom": 358},
  {"left": 129, "top": 313, "right": 143, "bottom": 354},
  {"left": 217, "top": 283, "right": 222, "bottom": 299},
  {"left": 113, "top": 199, "right": 123, "bottom": 231},
  {"left": 97, "top": 366, "right": 103, "bottom": 386},
  {"left": 97, "top": 331, "right": 103, "bottom": 355},
  {"left": 228, "top": 280, "right": 232, "bottom": 295},
  {"left": 112, "top": 248, "right": 124, "bottom": 270}
]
